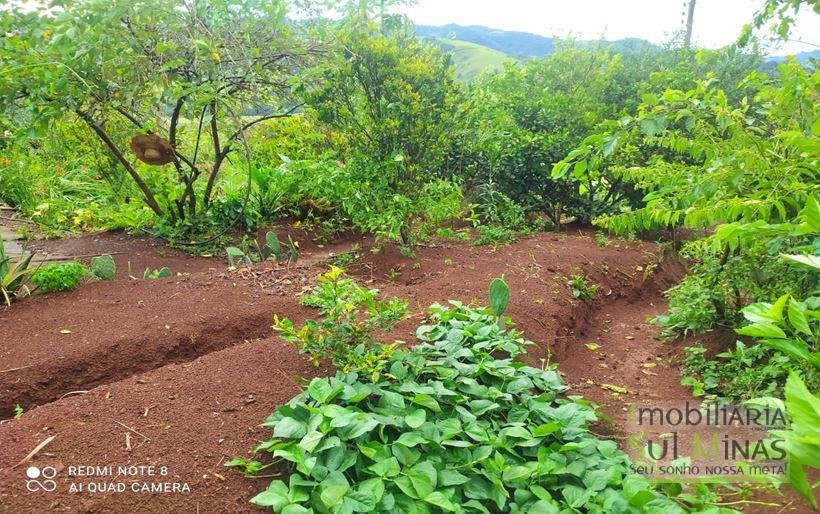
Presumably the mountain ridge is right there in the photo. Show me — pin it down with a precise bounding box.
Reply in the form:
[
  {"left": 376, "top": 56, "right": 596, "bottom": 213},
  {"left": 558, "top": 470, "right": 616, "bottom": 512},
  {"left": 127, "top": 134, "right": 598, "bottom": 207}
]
[{"left": 416, "top": 23, "right": 820, "bottom": 62}]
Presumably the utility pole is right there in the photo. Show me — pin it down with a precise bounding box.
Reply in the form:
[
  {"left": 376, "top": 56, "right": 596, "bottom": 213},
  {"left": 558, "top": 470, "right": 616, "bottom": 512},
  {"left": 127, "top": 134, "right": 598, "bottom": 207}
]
[{"left": 684, "top": 0, "right": 696, "bottom": 47}]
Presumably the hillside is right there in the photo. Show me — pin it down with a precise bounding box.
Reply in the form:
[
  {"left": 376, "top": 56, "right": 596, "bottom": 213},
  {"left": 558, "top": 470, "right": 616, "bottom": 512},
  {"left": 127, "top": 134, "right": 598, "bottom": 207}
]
[
  {"left": 419, "top": 23, "right": 819, "bottom": 65},
  {"left": 417, "top": 23, "right": 554, "bottom": 58},
  {"left": 433, "top": 37, "right": 512, "bottom": 81}
]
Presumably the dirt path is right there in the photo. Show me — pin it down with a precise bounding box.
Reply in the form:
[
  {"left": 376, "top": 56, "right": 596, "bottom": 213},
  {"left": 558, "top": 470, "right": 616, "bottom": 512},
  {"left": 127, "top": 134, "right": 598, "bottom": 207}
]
[{"left": 559, "top": 291, "right": 691, "bottom": 431}]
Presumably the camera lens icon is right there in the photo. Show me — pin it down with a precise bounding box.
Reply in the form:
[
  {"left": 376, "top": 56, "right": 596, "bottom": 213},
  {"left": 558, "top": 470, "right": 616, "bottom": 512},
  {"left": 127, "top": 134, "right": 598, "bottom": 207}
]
[{"left": 25, "top": 466, "right": 57, "bottom": 492}]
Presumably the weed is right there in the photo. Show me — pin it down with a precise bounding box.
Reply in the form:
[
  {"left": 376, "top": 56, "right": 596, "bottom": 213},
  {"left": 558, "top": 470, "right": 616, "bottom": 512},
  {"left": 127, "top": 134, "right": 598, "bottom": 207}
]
[
  {"left": 13, "top": 404, "right": 23, "bottom": 419},
  {"left": 680, "top": 342, "right": 791, "bottom": 402},
  {"left": 434, "top": 227, "right": 471, "bottom": 241},
  {"left": 594, "top": 231, "right": 609, "bottom": 247},
  {"left": 567, "top": 274, "right": 597, "bottom": 300},
  {"left": 330, "top": 250, "right": 360, "bottom": 267},
  {"left": 473, "top": 224, "right": 516, "bottom": 247},
  {"left": 652, "top": 275, "right": 720, "bottom": 337},
  {"left": 399, "top": 246, "right": 415, "bottom": 259}
]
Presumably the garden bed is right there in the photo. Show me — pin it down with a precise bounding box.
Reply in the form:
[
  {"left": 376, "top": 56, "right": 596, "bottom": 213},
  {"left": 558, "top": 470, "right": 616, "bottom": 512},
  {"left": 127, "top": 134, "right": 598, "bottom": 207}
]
[{"left": 1, "top": 229, "right": 702, "bottom": 512}]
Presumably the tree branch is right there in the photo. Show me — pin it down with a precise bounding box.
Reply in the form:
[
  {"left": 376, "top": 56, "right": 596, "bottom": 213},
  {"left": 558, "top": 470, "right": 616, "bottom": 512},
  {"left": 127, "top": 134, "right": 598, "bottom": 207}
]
[
  {"left": 76, "top": 110, "right": 164, "bottom": 217},
  {"left": 226, "top": 103, "right": 303, "bottom": 143},
  {"left": 169, "top": 98, "right": 185, "bottom": 148}
]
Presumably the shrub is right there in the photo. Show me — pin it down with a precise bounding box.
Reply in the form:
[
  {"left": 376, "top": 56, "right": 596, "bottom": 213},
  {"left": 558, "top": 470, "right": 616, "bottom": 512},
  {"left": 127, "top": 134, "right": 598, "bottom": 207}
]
[
  {"left": 273, "top": 266, "right": 408, "bottom": 379},
  {"left": 680, "top": 342, "right": 791, "bottom": 402},
  {"left": 230, "top": 301, "right": 700, "bottom": 513},
  {"left": 652, "top": 275, "right": 720, "bottom": 337},
  {"left": 30, "top": 262, "right": 88, "bottom": 293}
]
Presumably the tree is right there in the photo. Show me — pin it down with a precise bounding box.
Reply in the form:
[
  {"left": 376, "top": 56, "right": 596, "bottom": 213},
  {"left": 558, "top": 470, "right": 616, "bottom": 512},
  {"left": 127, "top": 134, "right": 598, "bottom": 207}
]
[
  {"left": 462, "top": 44, "right": 639, "bottom": 226},
  {"left": 557, "top": 60, "right": 819, "bottom": 319},
  {"left": 0, "top": 0, "right": 321, "bottom": 224},
  {"left": 307, "top": 16, "right": 463, "bottom": 243}
]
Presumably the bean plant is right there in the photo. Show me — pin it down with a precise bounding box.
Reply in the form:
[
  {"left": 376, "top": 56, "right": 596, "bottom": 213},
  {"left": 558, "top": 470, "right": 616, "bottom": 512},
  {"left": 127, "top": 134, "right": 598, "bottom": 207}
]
[{"left": 233, "top": 292, "right": 736, "bottom": 513}]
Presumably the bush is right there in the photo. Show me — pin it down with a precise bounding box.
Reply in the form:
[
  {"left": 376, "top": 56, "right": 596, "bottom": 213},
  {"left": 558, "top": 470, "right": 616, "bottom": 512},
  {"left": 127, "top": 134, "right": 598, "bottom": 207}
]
[
  {"left": 273, "top": 266, "right": 408, "bottom": 378},
  {"left": 652, "top": 275, "right": 720, "bottom": 337},
  {"left": 680, "top": 343, "right": 791, "bottom": 402},
  {"left": 231, "top": 302, "right": 694, "bottom": 513},
  {"left": 30, "top": 262, "right": 88, "bottom": 292}
]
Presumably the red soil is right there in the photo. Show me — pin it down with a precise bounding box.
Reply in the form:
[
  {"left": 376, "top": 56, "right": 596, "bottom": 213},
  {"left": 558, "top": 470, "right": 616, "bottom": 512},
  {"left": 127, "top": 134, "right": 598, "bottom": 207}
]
[{"left": 0, "top": 229, "right": 809, "bottom": 512}]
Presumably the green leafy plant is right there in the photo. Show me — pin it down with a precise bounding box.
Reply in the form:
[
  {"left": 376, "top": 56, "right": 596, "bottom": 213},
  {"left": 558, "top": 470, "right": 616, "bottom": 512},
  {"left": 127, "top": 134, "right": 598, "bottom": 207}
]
[
  {"left": 30, "top": 262, "right": 88, "bottom": 293},
  {"left": 653, "top": 275, "right": 721, "bottom": 337},
  {"left": 330, "top": 250, "right": 361, "bottom": 268},
  {"left": 568, "top": 274, "right": 598, "bottom": 301},
  {"left": 13, "top": 404, "right": 23, "bottom": 419},
  {"left": 226, "top": 231, "right": 296, "bottom": 267},
  {"left": 231, "top": 300, "right": 708, "bottom": 514},
  {"left": 434, "top": 227, "right": 471, "bottom": 241},
  {"left": 680, "top": 342, "right": 792, "bottom": 402},
  {"left": 90, "top": 253, "right": 116, "bottom": 280},
  {"left": 143, "top": 267, "right": 172, "bottom": 280},
  {"left": 273, "top": 266, "right": 408, "bottom": 378},
  {"left": 595, "top": 232, "right": 610, "bottom": 247},
  {"left": 768, "top": 373, "right": 820, "bottom": 509},
  {"left": 0, "top": 234, "right": 35, "bottom": 305},
  {"left": 735, "top": 293, "right": 820, "bottom": 372},
  {"left": 473, "top": 224, "right": 516, "bottom": 247}
]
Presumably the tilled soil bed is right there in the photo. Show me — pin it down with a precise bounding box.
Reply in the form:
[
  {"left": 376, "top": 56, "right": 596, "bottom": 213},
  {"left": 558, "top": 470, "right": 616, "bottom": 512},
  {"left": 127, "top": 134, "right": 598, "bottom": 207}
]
[{"left": 1, "top": 228, "right": 744, "bottom": 513}]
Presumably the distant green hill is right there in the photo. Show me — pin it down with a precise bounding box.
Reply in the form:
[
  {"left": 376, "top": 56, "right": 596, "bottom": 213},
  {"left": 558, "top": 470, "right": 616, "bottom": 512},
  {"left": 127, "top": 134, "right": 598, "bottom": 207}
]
[{"left": 433, "top": 38, "right": 513, "bottom": 82}]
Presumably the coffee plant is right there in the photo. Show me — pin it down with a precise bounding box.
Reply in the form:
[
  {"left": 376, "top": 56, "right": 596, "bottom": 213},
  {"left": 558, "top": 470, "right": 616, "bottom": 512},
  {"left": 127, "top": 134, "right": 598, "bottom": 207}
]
[{"left": 273, "top": 266, "right": 408, "bottom": 379}]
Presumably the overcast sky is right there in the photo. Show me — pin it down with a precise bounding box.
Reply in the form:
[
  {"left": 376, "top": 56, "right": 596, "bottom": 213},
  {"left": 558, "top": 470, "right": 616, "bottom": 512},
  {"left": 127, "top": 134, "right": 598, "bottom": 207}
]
[{"left": 397, "top": 0, "right": 820, "bottom": 55}]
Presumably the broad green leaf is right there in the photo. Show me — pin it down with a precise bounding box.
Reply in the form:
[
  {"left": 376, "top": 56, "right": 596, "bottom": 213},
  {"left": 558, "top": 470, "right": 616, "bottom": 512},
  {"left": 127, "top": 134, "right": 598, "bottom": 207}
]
[
  {"left": 368, "top": 457, "right": 400, "bottom": 478},
  {"left": 299, "top": 430, "right": 323, "bottom": 453},
  {"left": 788, "top": 298, "right": 812, "bottom": 336},
  {"left": 782, "top": 254, "right": 820, "bottom": 271},
  {"left": 424, "top": 491, "right": 457, "bottom": 511},
  {"left": 273, "top": 417, "right": 307, "bottom": 439},
  {"left": 405, "top": 408, "right": 426, "bottom": 429},
  {"left": 319, "top": 471, "right": 350, "bottom": 507},
  {"left": 735, "top": 322, "right": 787, "bottom": 340}
]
